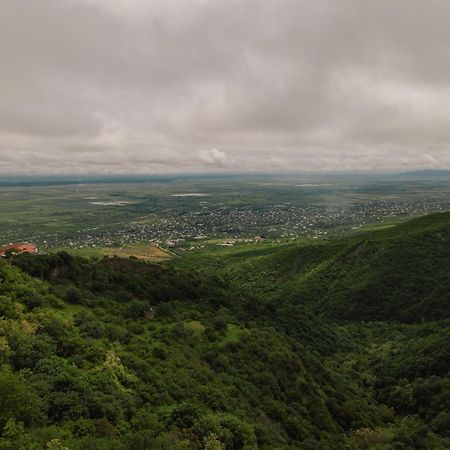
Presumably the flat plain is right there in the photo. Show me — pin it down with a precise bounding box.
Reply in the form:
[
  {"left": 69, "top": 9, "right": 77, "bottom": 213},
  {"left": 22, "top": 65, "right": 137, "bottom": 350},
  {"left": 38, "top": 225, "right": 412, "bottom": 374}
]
[{"left": 2, "top": 173, "right": 450, "bottom": 253}]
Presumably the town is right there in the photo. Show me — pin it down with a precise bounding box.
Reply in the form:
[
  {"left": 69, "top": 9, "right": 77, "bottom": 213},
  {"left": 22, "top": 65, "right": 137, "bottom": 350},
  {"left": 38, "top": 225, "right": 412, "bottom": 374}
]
[
  {"left": 30, "top": 197, "right": 450, "bottom": 251},
  {"left": 3, "top": 175, "right": 450, "bottom": 254}
]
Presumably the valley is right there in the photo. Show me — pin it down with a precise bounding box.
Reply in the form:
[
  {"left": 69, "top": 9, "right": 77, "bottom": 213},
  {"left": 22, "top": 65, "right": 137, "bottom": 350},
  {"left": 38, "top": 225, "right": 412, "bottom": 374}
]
[
  {"left": 2, "top": 173, "right": 450, "bottom": 256},
  {"left": 0, "top": 204, "right": 449, "bottom": 448}
]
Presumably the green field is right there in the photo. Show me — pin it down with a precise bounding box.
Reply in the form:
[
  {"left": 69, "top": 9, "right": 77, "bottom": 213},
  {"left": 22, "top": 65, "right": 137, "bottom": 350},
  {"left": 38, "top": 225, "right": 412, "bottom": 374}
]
[{"left": 53, "top": 243, "right": 172, "bottom": 261}]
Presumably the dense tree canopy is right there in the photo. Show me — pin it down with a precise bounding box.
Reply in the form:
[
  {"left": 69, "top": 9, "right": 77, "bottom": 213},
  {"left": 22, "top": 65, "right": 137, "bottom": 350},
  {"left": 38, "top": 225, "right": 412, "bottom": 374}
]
[{"left": 0, "top": 213, "right": 449, "bottom": 448}]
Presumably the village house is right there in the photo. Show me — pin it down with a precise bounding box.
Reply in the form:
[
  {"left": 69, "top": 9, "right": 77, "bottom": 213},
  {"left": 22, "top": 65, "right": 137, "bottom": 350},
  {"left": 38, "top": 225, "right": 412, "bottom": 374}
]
[{"left": 0, "top": 242, "right": 38, "bottom": 257}]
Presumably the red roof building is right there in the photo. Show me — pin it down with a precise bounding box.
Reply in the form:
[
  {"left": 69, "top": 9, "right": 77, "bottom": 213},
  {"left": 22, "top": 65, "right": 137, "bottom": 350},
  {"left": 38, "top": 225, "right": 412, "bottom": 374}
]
[{"left": 0, "top": 242, "right": 37, "bottom": 257}]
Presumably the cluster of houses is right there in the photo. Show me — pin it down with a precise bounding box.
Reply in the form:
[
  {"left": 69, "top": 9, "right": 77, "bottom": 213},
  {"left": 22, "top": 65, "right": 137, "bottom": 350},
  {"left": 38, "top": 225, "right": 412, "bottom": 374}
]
[
  {"left": 11, "top": 197, "right": 448, "bottom": 252},
  {"left": 0, "top": 242, "right": 37, "bottom": 257}
]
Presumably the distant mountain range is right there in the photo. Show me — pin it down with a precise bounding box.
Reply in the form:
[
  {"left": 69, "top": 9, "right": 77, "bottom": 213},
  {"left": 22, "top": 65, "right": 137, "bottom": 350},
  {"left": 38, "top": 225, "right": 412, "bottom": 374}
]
[{"left": 397, "top": 169, "right": 450, "bottom": 177}]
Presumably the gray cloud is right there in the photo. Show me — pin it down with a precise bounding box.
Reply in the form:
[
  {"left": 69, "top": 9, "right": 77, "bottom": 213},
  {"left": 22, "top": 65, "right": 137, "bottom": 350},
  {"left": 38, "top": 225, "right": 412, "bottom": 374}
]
[{"left": 2, "top": 0, "right": 450, "bottom": 174}]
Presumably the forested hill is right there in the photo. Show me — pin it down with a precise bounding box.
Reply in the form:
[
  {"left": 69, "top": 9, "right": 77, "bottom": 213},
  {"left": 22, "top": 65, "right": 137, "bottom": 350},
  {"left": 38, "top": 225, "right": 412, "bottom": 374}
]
[
  {"left": 0, "top": 213, "right": 449, "bottom": 448},
  {"left": 191, "top": 212, "right": 450, "bottom": 323},
  {"left": 0, "top": 254, "right": 379, "bottom": 449}
]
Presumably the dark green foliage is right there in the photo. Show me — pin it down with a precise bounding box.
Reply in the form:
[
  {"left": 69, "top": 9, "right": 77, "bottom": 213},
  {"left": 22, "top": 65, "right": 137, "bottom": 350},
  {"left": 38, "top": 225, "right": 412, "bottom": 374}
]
[
  {"left": 1, "top": 254, "right": 368, "bottom": 449},
  {"left": 0, "top": 369, "right": 43, "bottom": 429},
  {"left": 195, "top": 212, "right": 450, "bottom": 323},
  {"left": 1, "top": 213, "right": 450, "bottom": 448},
  {"left": 64, "top": 287, "right": 82, "bottom": 304}
]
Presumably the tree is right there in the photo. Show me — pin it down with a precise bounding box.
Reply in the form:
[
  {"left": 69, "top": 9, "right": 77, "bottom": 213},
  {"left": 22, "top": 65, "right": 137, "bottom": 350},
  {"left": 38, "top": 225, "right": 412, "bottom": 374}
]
[
  {"left": 64, "top": 287, "right": 82, "bottom": 304},
  {"left": 0, "top": 369, "right": 41, "bottom": 428},
  {"left": 203, "top": 433, "right": 225, "bottom": 450},
  {"left": 0, "top": 419, "right": 38, "bottom": 450}
]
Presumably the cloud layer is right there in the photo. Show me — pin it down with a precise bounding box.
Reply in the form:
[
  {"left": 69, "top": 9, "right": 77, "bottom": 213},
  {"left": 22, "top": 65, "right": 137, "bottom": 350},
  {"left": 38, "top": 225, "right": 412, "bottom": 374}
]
[{"left": 2, "top": 0, "right": 450, "bottom": 174}]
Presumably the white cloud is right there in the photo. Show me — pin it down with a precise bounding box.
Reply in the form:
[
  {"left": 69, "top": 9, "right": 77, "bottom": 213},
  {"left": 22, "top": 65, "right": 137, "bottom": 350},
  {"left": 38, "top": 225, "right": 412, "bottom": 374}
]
[{"left": 198, "top": 148, "right": 228, "bottom": 166}]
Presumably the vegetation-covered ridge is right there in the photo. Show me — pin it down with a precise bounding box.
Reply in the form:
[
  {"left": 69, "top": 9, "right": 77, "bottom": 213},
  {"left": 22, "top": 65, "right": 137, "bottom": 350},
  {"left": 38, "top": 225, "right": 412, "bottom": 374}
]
[
  {"left": 0, "top": 212, "right": 448, "bottom": 448},
  {"left": 184, "top": 211, "right": 450, "bottom": 323}
]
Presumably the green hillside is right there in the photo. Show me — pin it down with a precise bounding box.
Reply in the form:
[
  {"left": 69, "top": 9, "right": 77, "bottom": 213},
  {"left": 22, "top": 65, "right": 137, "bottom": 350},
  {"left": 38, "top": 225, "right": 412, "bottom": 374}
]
[
  {"left": 0, "top": 213, "right": 449, "bottom": 448},
  {"left": 185, "top": 212, "right": 450, "bottom": 323},
  {"left": 0, "top": 254, "right": 383, "bottom": 449}
]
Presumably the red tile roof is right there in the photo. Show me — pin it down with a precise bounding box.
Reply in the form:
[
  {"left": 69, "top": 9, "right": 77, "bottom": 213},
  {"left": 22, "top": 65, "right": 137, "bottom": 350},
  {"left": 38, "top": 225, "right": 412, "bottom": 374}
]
[{"left": 0, "top": 242, "right": 37, "bottom": 256}]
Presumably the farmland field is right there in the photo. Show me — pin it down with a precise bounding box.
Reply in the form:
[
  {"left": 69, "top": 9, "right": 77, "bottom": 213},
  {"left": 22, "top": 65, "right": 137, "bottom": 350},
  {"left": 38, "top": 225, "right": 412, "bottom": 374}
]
[{"left": 53, "top": 244, "right": 172, "bottom": 261}]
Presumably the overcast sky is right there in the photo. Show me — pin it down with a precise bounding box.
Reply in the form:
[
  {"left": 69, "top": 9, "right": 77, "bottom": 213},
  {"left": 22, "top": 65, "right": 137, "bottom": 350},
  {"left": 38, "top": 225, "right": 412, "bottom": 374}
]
[{"left": 2, "top": 0, "right": 450, "bottom": 174}]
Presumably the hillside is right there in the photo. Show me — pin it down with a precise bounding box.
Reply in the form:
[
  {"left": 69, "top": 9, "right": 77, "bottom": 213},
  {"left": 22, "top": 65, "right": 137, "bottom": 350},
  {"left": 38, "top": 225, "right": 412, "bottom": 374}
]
[
  {"left": 0, "top": 254, "right": 383, "bottom": 449},
  {"left": 0, "top": 214, "right": 449, "bottom": 448},
  {"left": 286, "top": 213, "right": 450, "bottom": 322},
  {"left": 184, "top": 212, "right": 450, "bottom": 323}
]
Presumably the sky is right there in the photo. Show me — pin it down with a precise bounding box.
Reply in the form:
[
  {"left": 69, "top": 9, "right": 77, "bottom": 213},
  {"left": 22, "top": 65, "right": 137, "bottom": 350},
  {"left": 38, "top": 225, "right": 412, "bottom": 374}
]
[{"left": 2, "top": 0, "right": 450, "bottom": 174}]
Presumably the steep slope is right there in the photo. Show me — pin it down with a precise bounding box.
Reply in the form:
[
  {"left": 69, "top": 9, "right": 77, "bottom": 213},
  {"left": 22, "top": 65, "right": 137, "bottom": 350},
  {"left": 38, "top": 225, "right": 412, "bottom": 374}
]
[
  {"left": 286, "top": 212, "right": 450, "bottom": 322},
  {"left": 0, "top": 255, "right": 381, "bottom": 450},
  {"left": 168, "top": 214, "right": 450, "bottom": 449},
  {"left": 1, "top": 214, "right": 450, "bottom": 449},
  {"left": 195, "top": 212, "right": 450, "bottom": 323}
]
